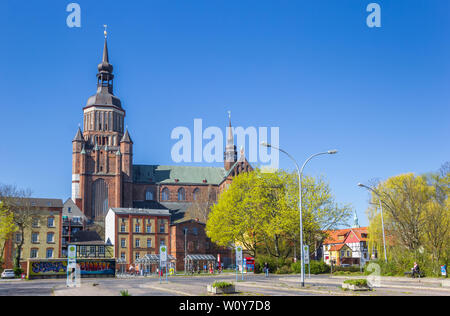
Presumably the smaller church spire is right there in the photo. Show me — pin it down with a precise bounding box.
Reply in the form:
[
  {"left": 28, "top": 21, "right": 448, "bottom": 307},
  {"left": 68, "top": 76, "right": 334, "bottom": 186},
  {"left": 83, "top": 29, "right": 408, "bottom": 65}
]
[
  {"left": 353, "top": 210, "right": 360, "bottom": 228},
  {"left": 227, "top": 111, "right": 234, "bottom": 145},
  {"left": 121, "top": 129, "right": 133, "bottom": 143},
  {"left": 73, "top": 127, "right": 84, "bottom": 142},
  {"left": 224, "top": 111, "right": 238, "bottom": 171}
]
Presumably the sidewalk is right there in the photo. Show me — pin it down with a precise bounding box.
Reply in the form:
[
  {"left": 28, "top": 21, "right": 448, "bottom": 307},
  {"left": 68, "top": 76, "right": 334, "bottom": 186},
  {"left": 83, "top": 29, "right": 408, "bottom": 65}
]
[
  {"left": 329, "top": 274, "right": 446, "bottom": 285},
  {"left": 53, "top": 282, "right": 119, "bottom": 296}
]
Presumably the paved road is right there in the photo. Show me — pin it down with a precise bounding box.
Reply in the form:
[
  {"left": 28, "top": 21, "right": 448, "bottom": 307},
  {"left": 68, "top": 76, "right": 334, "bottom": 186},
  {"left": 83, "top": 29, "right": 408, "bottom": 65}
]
[{"left": 0, "top": 274, "right": 449, "bottom": 296}]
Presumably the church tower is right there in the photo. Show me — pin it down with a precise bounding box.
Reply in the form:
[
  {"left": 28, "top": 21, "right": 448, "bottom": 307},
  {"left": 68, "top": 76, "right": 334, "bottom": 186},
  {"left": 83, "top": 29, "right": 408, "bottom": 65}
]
[{"left": 72, "top": 29, "right": 133, "bottom": 221}]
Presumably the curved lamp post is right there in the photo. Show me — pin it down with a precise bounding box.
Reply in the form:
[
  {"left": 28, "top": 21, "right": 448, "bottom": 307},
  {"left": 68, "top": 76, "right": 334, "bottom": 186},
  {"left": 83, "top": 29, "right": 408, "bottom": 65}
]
[
  {"left": 261, "top": 142, "right": 338, "bottom": 287},
  {"left": 358, "top": 183, "right": 388, "bottom": 263}
]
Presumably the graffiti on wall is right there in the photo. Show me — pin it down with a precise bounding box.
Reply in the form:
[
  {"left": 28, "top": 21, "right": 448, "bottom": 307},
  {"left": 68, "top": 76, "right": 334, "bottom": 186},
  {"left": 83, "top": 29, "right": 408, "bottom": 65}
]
[
  {"left": 30, "top": 261, "right": 67, "bottom": 275},
  {"left": 28, "top": 259, "right": 115, "bottom": 277},
  {"left": 78, "top": 260, "right": 115, "bottom": 275}
]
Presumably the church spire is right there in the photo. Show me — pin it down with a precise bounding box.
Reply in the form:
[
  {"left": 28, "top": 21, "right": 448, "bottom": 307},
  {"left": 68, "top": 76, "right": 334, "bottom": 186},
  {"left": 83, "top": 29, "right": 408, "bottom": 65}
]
[
  {"left": 86, "top": 28, "right": 122, "bottom": 109},
  {"left": 227, "top": 111, "right": 234, "bottom": 146},
  {"left": 96, "top": 26, "right": 114, "bottom": 93},
  {"left": 353, "top": 210, "right": 360, "bottom": 228},
  {"left": 224, "top": 111, "right": 237, "bottom": 171}
]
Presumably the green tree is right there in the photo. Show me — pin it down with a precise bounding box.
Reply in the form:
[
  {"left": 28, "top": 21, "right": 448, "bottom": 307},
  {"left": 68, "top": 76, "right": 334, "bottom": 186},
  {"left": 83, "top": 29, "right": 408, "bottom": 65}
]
[
  {"left": 206, "top": 169, "right": 352, "bottom": 261},
  {"left": 366, "top": 163, "right": 450, "bottom": 275},
  {"left": 0, "top": 201, "right": 16, "bottom": 269},
  {"left": 0, "top": 184, "right": 34, "bottom": 270},
  {"left": 206, "top": 170, "right": 264, "bottom": 257}
]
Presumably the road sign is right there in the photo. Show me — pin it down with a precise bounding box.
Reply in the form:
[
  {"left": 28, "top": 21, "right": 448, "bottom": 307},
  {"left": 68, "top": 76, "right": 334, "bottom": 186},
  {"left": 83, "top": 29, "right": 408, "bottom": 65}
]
[
  {"left": 67, "top": 245, "right": 78, "bottom": 288},
  {"left": 236, "top": 246, "right": 243, "bottom": 263},
  {"left": 160, "top": 245, "right": 167, "bottom": 265},
  {"left": 68, "top": 244, "right": 77, "bottom": 265},
  {"left": 303, "top": 245, "right": 310, "bottom": 265},
  {"left": 441, "top": 265, "right": 447, "bottom": 276}
]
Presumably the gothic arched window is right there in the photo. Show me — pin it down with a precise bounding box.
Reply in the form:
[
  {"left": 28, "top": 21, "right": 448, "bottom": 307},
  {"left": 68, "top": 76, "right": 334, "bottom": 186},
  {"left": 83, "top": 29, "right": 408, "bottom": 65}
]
[
  {"left": 91, "top": 179, "right": 108, "bottom": 219},
  {"left": 161, "top": 188, "right": 170, "bottom": 201},
  {"left": 193, "top": 188, "right": 200, "bottom": 201},
  {"left": 178, "top": 188, "right": 186, "bottom": 201}
]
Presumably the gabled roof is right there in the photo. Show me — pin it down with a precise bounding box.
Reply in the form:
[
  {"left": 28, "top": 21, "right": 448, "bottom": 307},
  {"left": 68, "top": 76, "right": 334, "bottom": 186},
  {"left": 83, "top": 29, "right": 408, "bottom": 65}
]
[
  {"left": 329, "top": 244, "right": 348, "bottom": 252},
  {"left": 323, "top": 228, "right": 351, "bottom": 244},
  {"left": 71, "top": 230, "right": 102, "bottom": 243},
  {"left": 133, "top": 165, "right": 226, "bottom": 185},
  {"left": 323, "top": 227, "right": 368, "bottom": 244},
  {"left": 349, "top": 227, "right": 369, "bottom": 242},
  {"left": 63, "top": 198, "right": 86, "bottom": 219}
]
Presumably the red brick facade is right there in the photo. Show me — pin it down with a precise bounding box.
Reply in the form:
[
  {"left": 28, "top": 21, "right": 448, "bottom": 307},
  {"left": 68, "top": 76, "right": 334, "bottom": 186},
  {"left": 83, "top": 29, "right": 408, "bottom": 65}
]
[{"left": 169, "top": 220, "right": 232, "bottom": 271}]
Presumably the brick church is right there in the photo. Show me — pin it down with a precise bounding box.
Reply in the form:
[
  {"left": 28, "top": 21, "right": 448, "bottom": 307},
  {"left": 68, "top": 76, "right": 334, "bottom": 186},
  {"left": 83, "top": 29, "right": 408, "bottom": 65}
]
[{"left": 70, "top": 34, "right": 252, "bottom": 268}]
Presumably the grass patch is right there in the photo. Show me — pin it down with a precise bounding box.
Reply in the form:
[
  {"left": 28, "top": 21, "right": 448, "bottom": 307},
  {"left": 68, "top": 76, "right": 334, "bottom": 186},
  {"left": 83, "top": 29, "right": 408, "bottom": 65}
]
[
  {"left": 120, "top": 289, "right": 132, "bottom": 296},
  {"left": 212, "top": 281, "right": 234, "bottom": 289},
  {"left": 343, "top": 279, "right": 368, "bottom": 287}
]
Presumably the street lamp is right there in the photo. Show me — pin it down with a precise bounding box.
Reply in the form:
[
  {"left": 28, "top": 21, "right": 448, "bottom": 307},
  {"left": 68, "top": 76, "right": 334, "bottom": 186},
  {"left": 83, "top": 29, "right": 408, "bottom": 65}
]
[
  {"left": 261, "top": 142, "right": 338, "bottom": 287},
  {"left": 358, "top": 183, "right": 388, "bottom": 263}
]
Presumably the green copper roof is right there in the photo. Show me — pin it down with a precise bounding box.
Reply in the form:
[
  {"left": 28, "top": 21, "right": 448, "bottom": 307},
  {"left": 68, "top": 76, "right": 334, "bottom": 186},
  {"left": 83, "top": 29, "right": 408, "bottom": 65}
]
[{"left": 133, "top": 165, "right": 227, "bottom": 185}]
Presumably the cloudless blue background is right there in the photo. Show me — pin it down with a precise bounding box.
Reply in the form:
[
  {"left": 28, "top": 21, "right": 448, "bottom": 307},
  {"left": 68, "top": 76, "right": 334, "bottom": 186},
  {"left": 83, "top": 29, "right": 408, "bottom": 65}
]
[{"left": 1, "top": 0, "right": 449, "bottom": 227}]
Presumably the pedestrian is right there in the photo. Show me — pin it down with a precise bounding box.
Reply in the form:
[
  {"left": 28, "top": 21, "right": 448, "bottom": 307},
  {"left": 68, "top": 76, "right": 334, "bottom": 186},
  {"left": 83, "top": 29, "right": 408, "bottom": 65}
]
[
  {"left": 129, "top": 264, "right": 134, "bottom": 276},
  {"left": 264, "top": 262, "right": 269, "bottom": 277},
  {"left": 411, "top": 262, "right": 421, "bottom": 278}
]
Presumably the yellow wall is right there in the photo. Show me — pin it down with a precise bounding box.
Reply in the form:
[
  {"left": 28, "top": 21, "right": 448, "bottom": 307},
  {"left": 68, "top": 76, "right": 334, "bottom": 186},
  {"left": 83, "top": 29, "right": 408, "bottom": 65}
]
[{"left": 19, "top": 210, "right": 61, "bottom": 260}]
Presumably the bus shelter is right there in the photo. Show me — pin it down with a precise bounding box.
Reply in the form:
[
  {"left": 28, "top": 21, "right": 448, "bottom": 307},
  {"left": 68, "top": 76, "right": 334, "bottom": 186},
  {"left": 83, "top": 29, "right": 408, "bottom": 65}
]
[
  {"left": 136, "top": 254, "right": 177, "bottom": 276},
  {"left": 185, "top": 254, "right": 217, "bottom": 274},
  {"left": 116, "top": 258, "right": 127, "bottom": 276}
]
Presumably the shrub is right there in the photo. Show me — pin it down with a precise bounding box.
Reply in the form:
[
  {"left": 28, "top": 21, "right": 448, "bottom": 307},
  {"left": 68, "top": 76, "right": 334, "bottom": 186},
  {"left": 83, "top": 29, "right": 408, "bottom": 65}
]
[
  {"left": 343, "top": 279, "right": 368, "bottom": 287},
  {"left": 275, "top": 265, "right": 292, "bottom": 274},
  {"left": 13, "top": 267, "right": 23, "bottom": 277},
  {"left": 332, "top": 265, "right": 361, "bottom": 273},
  {"left": 212, "top": 281, "right": 234, "bottom": 288},
  {"left": 291, "top": 260, "right": 330, "bottom": 274},
  {"left": 254, "top": 256, "right": 279, "bottom": 274}
]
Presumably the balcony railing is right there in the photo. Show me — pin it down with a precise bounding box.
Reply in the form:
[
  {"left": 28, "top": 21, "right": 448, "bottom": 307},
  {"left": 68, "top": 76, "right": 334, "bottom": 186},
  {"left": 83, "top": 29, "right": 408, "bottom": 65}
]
[{"left": 62, "top": 219, "right": 84, "bottom": 226}]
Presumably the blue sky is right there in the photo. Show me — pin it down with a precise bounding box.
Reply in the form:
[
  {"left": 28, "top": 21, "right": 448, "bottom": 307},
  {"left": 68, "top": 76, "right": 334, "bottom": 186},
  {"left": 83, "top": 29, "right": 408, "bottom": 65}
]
[{"left": 0, "top": 0, "right": 449, "bottom": 227}]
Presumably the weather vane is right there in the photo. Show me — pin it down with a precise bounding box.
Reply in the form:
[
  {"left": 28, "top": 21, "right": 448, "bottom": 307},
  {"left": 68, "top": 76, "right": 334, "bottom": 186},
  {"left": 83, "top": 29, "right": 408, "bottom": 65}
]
[
  {"left": 104, "top": 25, "right": 108, "bottom": 39},
  {"left": 228, "top": 110, "right": 231, "bottom": 120}
]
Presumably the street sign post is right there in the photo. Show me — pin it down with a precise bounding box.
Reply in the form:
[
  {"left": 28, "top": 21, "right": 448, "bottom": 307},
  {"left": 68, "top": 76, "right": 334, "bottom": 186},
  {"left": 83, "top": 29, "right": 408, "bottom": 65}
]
[
  {"left": 67, "top": 244, "right": 79, "bottom": 287},
  {"left": 236, "top": 246, "right": 242, "bottom": 282},
  {"left": 303, "top": 245, "right": 310, "bottom": 278},
  {"left": 160, "top": 245, "right": 168, "bottom": 284}
]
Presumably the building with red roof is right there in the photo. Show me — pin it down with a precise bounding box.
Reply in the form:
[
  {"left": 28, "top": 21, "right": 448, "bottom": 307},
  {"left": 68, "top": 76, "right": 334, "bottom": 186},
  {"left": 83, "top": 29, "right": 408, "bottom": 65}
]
[{"left": 322, "top": 227, "right": 369, "bottom": 266}]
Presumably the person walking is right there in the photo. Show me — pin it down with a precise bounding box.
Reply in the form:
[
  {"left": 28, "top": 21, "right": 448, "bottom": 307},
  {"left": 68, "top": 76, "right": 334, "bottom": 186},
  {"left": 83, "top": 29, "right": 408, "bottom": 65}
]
[{"left": 264, "top": 262, "right": 269, "bottom": 277}]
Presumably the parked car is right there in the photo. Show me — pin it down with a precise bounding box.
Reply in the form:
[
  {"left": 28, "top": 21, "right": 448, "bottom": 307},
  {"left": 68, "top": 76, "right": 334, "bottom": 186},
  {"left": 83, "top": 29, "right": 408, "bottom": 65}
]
[{"left": 1, "top": 269, "right": 15, "bottom": 279}]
